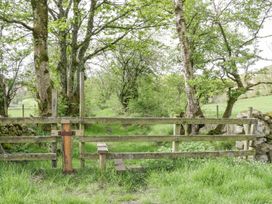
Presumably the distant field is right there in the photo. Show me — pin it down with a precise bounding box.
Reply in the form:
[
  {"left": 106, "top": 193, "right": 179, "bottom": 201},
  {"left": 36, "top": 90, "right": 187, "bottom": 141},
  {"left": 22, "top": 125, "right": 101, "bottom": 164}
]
[
  {"left": 203, "top": 95, "right": 272, "bottom": 118},
  {"left": 8, "top": 98, "right": 38, "bottom": 117},
  {"left": 8, "top": 95, "right": 272, "bottom": 118}
]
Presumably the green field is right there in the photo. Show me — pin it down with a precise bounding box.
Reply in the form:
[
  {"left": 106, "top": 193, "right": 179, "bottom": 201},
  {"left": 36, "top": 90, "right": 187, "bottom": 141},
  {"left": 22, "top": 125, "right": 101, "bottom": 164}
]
[
  {"left": 8, "top": 98, "right": 38, "bottom": 117},
  {"left": 8, "top": 95, "right": 272, "bottom": 118},
  {"left": 203, "top": 95, "right": 272, "bottom": 117}
]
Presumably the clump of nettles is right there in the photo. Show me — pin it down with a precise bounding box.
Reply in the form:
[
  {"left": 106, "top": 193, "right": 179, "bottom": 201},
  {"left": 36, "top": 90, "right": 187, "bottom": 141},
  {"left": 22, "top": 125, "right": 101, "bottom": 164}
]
[{"left": 0, "top": 124, "right": 35, "bottom": 136}]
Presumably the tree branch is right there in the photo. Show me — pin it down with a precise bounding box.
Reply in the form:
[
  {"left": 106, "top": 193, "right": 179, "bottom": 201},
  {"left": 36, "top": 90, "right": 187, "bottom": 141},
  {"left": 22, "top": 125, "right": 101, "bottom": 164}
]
[
  {"left": 246, "top": 81, "right": 272, "bottom": 89},
  {"left": 0, "top": 16, "right": 33, "bottom": 31},
  {"left": 84, "top": 31, "right": 129, "bottom": 61}
]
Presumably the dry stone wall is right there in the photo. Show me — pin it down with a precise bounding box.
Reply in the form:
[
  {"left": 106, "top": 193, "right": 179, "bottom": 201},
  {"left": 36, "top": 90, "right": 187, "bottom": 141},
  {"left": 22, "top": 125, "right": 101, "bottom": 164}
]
[{"left": 236, "top": 110, "right": 272, "bottom": 162}]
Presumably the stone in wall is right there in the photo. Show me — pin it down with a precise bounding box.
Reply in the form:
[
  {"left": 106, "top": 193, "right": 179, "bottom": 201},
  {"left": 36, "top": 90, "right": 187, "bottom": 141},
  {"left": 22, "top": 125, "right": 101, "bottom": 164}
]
[{"left": 236, "top": 110, "right": 272, "bottom": 162}]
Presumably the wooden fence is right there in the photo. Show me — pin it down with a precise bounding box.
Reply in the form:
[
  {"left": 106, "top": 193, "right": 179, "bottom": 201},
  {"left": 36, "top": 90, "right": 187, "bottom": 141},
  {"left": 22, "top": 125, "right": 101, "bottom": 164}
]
[{"left": 0, "top": 115, "right": 258, "bottom": 173}]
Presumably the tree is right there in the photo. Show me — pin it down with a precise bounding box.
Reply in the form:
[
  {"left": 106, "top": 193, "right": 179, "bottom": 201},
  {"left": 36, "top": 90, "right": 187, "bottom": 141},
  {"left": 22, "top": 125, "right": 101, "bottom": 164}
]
[
  {"left": 0, "top": 0, "right": 52, "bottom": 116},
  {"left": 48, "top": 0, "right": 171, "bottom": 115},
  {"left": 107, "top": 38, "right": 159, "bottom": 110},
  {"left": 0, "top": 22, "right": 30, "bottom": 116},
  {"left": 173, "top": 0, "right": 204, "bottom": 133},
  {"left": 173, "top": 0, "right": 205, "bottom": 117},
  {"left": 31, "top": 0, "right": 52, "bottom": 116},
  {"left": 206, "top": 0, "right": 272, "bottom": 133}
]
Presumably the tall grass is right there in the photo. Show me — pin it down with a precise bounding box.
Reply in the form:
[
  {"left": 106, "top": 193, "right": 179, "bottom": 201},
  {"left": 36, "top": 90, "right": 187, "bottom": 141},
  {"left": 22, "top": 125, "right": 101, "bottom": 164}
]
[{"left": 1, "top": 159, "right": 272, "bottom": 204}]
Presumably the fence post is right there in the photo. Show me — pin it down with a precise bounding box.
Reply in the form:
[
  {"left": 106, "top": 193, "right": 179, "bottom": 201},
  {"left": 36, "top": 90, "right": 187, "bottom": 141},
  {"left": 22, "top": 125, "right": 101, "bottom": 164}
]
[
  {"left": 62, "top": 120, "right": 74, "bottom": 173},
  {"left": 22, "top": 104, "right": 25, "bottom": 118},
  {"left": 172, "top": 115, "right": 181, "bottom": 152},
  {"left": 216, "top": 105, "right": 219, "bottom": 119},
  {"left": 244, "top": 107, "right": 253, "bottom": 159},
  {"left": 51, "top": 89, "right": 58, "bottom": 168},
  {"left": 79, "top": 72, "right": 85, "bottom": 168},
  {"left": 97, "top": 143, "right": 108, "bottom": 171}
]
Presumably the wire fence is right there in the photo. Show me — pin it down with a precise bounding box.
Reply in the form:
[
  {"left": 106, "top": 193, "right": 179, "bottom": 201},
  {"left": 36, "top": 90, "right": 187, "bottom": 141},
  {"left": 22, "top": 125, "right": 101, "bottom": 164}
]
[{"left": 8, "top": 105, "right": 38, "bottom": 117}]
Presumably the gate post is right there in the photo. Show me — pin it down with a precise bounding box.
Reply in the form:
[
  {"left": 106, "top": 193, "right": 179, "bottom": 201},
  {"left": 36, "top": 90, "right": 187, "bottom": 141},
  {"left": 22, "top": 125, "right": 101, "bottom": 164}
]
[
  {"left": 61, "top": 119, "right": 74, "bottom": 173},
  {"left": 244, "top": 107, "right": 253, "bottom": 159},
  {"left": 172, "top": 115, "right": 181, "bottom": 152},
  {"left": 51, "top": 89, "right": 58, "bottom": 168},
  {"left": 79, "top": 72, "right": 85, "bottom": 168}
]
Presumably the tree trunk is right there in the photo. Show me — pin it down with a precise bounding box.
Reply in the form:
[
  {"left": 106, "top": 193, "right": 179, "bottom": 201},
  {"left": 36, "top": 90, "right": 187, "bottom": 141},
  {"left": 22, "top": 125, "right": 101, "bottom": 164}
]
[
  {"left": 212, "top": 90, "right": 240, "bottom": 134},
  {"left": 31, "top": 0, "right": 52, "bottom": 116},
  {"left": 0, "top": 75, "right": 8, "bottom": 117},
  {"left": 174, "top": 0, "right": 203, "bottom": 133},
  {"left": 174, "top": 0, "right": 203, "bottom": 118}
]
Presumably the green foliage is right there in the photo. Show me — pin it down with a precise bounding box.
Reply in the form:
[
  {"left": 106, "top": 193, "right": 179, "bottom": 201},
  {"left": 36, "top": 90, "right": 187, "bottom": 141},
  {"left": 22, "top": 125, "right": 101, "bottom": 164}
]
[
  {"left": 128, "top": 74, "right": 186, "bottom": 116},
  {"left": 191, "top": 75, "right": 227, "bottom": 103}
]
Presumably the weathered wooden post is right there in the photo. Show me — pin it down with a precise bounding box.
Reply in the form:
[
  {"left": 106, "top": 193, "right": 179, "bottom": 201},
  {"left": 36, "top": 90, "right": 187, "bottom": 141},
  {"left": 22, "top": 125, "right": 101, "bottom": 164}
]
[
  {"left": 51, "top": 89, "right": 58, "bottom": 168},
  {"left": 184, "top": 123, "right": 189, "bottom": 136},
  {"left": 172, "top": 115, "right": 181, "bottom": 152},
  {"left": 79, "top": 72, "right": 85, "bottom": 168},
  {"left": 22, "top": 104, "right": 25, "bottom": 118},
  {"left": 62, "top": 119, "right": 74, "bottom": 173},
  {"left": 244, "top": 107, "right": 253, "bottom": 159},
  {"left": 216, "top": 105, "right": 219, "bottom": 119},
  {"left": 97, "top": 143, "right": 108, "bottom": 171}
]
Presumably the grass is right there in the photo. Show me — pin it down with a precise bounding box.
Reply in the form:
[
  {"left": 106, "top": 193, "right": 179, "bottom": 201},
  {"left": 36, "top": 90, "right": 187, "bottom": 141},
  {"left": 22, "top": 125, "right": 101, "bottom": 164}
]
[
  {"left": 203, "top": 95, "right": 272, "bottom": 117},
  {"left": 0, "top": 159, "right": 272, "bottom": 204},
  {"left": 1, "top": 123, "right": 271, "bottom": 203},
  {"left": 7, "top": 95, "right": 272, "bottom": 118},
  {"left": 2, "top": 95, "right": 272, "bottom": 203}
]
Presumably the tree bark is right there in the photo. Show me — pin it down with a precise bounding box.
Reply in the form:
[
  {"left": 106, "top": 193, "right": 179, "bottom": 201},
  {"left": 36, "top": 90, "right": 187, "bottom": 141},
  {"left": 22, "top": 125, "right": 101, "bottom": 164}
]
[
  {"left": 31, "top": 0, "right": 52, "bottom": 116},
  {"left": 174, "top": 0, "right": 204, "bottom": 132},
  {"left": 0, "top": 75, "right": 8, "bottom": 117},
  {"left": 213, "top": 93, "right": 238, "bottom": 134}
]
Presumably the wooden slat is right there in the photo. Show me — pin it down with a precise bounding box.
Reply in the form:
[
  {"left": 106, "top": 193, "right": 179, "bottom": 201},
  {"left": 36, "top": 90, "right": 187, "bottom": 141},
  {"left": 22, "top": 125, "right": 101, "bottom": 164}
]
[
  {"left": 81, "top": 150, "right": 255, "bottom": 160},
  {"left": 172, "top": 122, "right": 181, "bottom": 152},
  {"left": 82, "top": 117, "right": 257, "bottom": 125},
  {"left": 97, "top": 143, "right": 108, "bottom": 153},
  {"left": 114, "top": 159, "right": 126, "bottom": 171},
  {"left": 0, "top": 153, "right": 56, "bottom": 161},
  {"left": 0, "top": 136, "right": 58, "bottom": 144},
  {"left": 79, "top": 135, "right": 257, "bottom": 143},
  {"left": 0, "top": 117, "right": 257, "bottom": 125}
]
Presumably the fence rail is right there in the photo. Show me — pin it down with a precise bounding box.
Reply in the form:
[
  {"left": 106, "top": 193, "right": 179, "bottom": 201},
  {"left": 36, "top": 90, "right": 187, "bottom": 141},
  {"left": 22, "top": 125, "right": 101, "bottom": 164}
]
[
  {"left": 0, "top": 136, "right": 58, "bottom": 143},
  {"left": 79, "top": 135, "right": 257, "bottom": 143},
  {"left": 81, "top": 150, "right": 256, "bottom": 160},
  {"left": 0, "top": 133, "right": 58, "bottom": 165},
  {"left": 0, "top": 114, "right": 258, "bottom": 172},
  {"left": 0, "top": 153, "right": 56, "bottom": 161},
  {"left": 0, "top": 117, "right": 257, "bottom": 125}
]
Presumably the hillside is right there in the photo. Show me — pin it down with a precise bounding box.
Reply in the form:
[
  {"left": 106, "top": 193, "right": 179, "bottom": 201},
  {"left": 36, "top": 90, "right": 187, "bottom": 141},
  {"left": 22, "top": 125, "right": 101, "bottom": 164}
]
[
  {"left": 211, "top": 65, "right": 272, "bottom": 103},
  {"left": 203, "top": 95, "right": 272, "bottom": 117}
]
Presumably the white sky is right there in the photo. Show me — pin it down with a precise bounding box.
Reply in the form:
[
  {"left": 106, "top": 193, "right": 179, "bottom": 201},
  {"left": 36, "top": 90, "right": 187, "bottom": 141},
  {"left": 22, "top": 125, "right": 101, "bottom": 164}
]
[{"left": 254, "top": 18, "right": 272, "bottom": 69}]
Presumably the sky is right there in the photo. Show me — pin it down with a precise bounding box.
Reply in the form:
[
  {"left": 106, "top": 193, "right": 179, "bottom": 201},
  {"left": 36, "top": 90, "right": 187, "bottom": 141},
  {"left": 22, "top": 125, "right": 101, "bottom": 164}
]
[{"left": 255, "top": 18, "right": 272, "bottom": 69}]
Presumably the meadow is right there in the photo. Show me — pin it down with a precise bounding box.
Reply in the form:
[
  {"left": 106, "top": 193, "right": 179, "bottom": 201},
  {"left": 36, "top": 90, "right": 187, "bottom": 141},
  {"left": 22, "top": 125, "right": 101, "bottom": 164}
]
[
  {"left": 8, "top": 95, "right": 272, "bottom": 118},
  {"left": 202, "top": 95, "right": 272, "bottom": 117}
]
